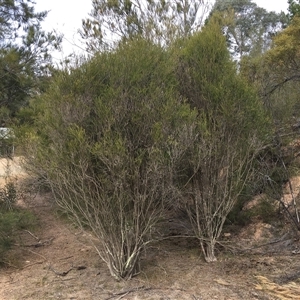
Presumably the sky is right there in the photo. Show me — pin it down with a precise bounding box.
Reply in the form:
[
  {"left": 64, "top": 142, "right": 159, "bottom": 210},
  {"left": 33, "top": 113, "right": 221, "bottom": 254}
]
[{"left": 35, "top": 0, "right": 289, "bottom": 62}]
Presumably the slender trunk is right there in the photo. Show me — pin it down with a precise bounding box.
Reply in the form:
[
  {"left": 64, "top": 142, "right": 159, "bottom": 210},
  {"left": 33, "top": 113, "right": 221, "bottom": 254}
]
[{"left": 200, "top": 239, "right": 217, "bottom": 262}]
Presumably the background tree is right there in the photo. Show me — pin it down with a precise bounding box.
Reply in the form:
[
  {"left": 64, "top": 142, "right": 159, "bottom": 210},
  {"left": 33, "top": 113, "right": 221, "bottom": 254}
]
[
  {"left": 0, "top": 0, "right": 61, "bottom": 125},
  {"left": 288, "top": 0, "right": 300, "bottom": 21},
  {"left": 239, "top": 3, "right": 300, "bottom": 128},
  {"left": 208, "top": 0, "right": 287, "bottom": 60},
  {"left": 239, "top": 13, "right": 300, "bottom": 231},
  {"left": 264, "top": 16, "right": 300, "bottom": 94},
  {"left": 80, "top": 0, "right": 211, "bottom": 52},
  {"left": 241, "top": 15, "right": 300, "bottom": 108}
]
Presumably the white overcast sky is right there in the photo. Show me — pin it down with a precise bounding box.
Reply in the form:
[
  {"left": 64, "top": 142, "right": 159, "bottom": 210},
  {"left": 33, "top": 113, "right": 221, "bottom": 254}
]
[{"left": 35, "top": 0, "right": 288, "bottom": 61}]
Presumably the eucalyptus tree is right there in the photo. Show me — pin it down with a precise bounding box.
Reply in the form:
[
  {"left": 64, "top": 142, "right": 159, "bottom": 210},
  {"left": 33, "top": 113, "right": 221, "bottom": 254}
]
[
  {"left": 239, "top": 14, "right": 300, "bottom": 231},
  {"left": 254, "top": 14, "right": 300, "bottom": 128},
  {"left": 288, "top": 0, "right": 300, "bottom": 21},
  {"left": 241, "top": 15, "right": 300, "bottom": 99},
  {"left": 80, "top": 0, "right": 211, "bottom": 52},
  {"left": 208, "top": 0, "right": 287, "bottom": 60}
]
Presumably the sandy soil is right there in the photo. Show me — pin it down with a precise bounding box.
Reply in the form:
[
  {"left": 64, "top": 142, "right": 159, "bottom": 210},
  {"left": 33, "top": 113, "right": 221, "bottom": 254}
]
[
  {"left": 0, "top": 157, "right": 26, "bottom": 182},
  {"left": 0, "top": 157, "right": 300, "bottom": 300}
]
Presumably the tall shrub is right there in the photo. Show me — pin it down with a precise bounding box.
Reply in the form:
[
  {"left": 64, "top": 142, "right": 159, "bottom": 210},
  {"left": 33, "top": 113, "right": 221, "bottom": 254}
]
[
  {"left": 25, "top": 39, "right": 195, "bottom": 279},
  {"left": 175, "top": 16, "right": 269, "bottom": 262}
]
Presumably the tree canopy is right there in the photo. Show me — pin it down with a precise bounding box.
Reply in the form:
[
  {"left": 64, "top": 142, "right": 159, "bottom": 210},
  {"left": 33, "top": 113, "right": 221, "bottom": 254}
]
[
  {"left": 208, "top": 0, "right": 287, "bottom": 59},
  {"left": 244, "top": 15, "right": 300, "bottom": 99},
  {"left": 80, "top": 0, "right": 211, "bottom": 52},
  {"left": 0, "top": 0, "right": 61, "bottom": 125},
  {"left": 288, "top": 0, "right": 300, "bottom": 21}
]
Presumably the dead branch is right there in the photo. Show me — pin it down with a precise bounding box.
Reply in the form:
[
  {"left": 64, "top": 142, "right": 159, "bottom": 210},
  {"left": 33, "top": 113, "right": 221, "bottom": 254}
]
[
  {"left": 48, "top": 265, "right": 74, "bottom": 277},
  {"left": 26, "top": 249, "right": 47, "bottom": 261},
  {"left": 104, "top": 286, "right": 151, "bottom": 300},
  {"left": 237, "top": 236, "right": 292, "bottom": 252},
  {"left": 1, "top": 261, "right": 19, "bottom": 269},
  {"left": 22, "top": 261, "right": 44, "bottom": 269},
  {"left": 280, "top": 159, "right": 300, "bottom": 224},
  {"left": 48, "top": 265, "right": 86, "bottom": 277},
  {"left": 104, "top": 286, "right": 190, "bottom": 300},
  {"left": 215, "top": 232, "right": 294, "bottom": 254},
  {"left": 52, "top": 277, "right": 77, "bottom": 282},
  {"left": 23, "top": 230, "right": 39, "bottom": 241},
  {"left": 14, "top": 237, "right": 54, "bottom": 248},
  {"left": 116, "top": 292, "right": 130, "bottom": 300},
  {"left": 58, "top": 255, "right": 74, "bottom": 261}
]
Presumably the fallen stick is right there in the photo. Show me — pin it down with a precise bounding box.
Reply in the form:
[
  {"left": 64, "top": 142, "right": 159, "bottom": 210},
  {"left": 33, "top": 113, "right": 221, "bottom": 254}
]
[{"left": 22, "top": 261, "right": 44, "bottom": 269}]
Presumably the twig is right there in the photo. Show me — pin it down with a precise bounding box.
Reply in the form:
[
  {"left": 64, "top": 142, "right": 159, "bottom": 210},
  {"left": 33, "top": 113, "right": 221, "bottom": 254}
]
[
  {"left": 22, "top": 260, "right": 44, "bottom": 269},
  {"left": 116, "top": 291, "right": 130, "bottom": 300},
  {"left": 266, "top": 174, "right": 300, "bottom": 231},
  {"left": 48, "top": 265, "right": 86, "bottom": 277},
  {"left": 48, "top": 265, "right": 74, "bottom": 277},
  {"left": 23, "top": 229, "right": 39, "bottom": 241},
  {"left": 104, "top": 286, "right": 189, "bottom": 300},
  {"left": 216, "top": 240, "right": 240, "bottom": 254},
  {"left": 14, "top": 237, "right": 54, "bottom": 248},
  {"left": 52, "top": 277, "right": 76, "bottom": 282},
  {"left": 104, "top": 286, "right": 150, "bottom": 300},
  {"left": 155, "top": 234, "right": 196, "bottom": 241},
  {"left": 58, "top": 255, "right": 74, "bottom": 261},
  {"left": 237, "top": 236, "right": 292, "bottom": 252},
  {"left": 1, "top": 261, "right": 19, "bottom": 269},
  {"left": 281, "top": 159, "right": 300, "bottom": 224},
  {"left": 217, "top": 233, "right": 292, "bottom": 253},
  {"left": 26, "top": 249, "right": 47, "bottom": 261}
]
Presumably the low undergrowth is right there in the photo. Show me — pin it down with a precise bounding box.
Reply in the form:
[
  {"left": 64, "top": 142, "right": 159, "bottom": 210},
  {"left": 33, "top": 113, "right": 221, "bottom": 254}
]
[{"left": 0, "top": 180, "right": 37, "bottom": 267}]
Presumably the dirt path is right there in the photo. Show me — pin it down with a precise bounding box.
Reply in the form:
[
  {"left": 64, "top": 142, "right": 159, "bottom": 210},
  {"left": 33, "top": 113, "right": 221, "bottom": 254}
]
[{"left": 0, "top": 158, "right": 300, "bottom": 299}]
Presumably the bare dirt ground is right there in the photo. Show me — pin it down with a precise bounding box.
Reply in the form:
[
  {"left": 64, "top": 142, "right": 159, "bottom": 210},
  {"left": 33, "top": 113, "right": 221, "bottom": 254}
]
[{"left": 1, "top": 157, "right": 300, "bottom": 300}]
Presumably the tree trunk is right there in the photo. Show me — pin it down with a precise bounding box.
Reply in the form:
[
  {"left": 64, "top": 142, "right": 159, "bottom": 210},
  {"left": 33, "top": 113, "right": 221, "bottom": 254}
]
[{"left": 200, "top": 240, "right": 217, "bottom": 262}]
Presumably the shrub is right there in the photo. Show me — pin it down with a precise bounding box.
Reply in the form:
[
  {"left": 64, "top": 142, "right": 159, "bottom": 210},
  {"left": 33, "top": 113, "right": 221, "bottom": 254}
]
[
  {"left": 25, "top": 39, "right": 196, "bottom": 280},
  {"left": 0, "top": 179, "right": 37, "bottom": 266},
  {"left": 0, "top": 182, "right": 17, "bottom": 211},
  {"left": 174, "top": 16, "right": 270, "bottom": 262}
]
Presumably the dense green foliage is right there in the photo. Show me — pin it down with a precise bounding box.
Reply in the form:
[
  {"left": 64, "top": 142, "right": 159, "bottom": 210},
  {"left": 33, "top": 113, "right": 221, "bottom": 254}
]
[
  {"left": 4, "top": 0, "right": 299, "bottom": 281},
  {"left": 174, "top": 16, "right": 269, "bottom": 261},
  {"left": 0, "top": 0, "right": 61, "bottom": 125},
  {"left": 25, "top": 39, "right": 197, "bottom": 279},
  {"left": 288, "top": 0, "right": 300, "bottom": 20},
  {"left": 0, "top": 181, "right": 37, "bottom": 266},
  {"left": 239, "top": 8, "right": 300, "bottom": 231},
  {"left": 241, "top": 14, "right": 300, "bottom": 129},
  {"left": 0, "top": 208, "right": 37, "bottom": 265},
  {"left": 23, "top": 14, "right": 271, "bottom": 275}
]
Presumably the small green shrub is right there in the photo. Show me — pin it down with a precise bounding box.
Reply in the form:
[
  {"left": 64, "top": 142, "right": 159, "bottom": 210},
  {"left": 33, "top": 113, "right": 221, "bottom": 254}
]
[
  {"left": 0, "top": 179, "right": 37, "bottom": 266},
  {"left": 252, "top": 197, "right": 278, "bottom": 224},
  {"left": 0, "top": 210, "right": 20, "bottom": 263},
  {"left": 0, "top": 209, "right": 37, "bottom": 266},
  {"left": 0, "top": 138, "right": 14, "bottom": 158},
  {"left": 0, "top": 182, "right": 17, "bottom": 211},
  {"left": 226, "top": 205, "right": 252, "bottom": 227}
]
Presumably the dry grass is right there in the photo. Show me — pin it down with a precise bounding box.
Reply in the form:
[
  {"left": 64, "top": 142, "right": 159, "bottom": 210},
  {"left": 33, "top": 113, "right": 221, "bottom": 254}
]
[{"left": 256, "top": 275, "right": 300, "bottom": 299}]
